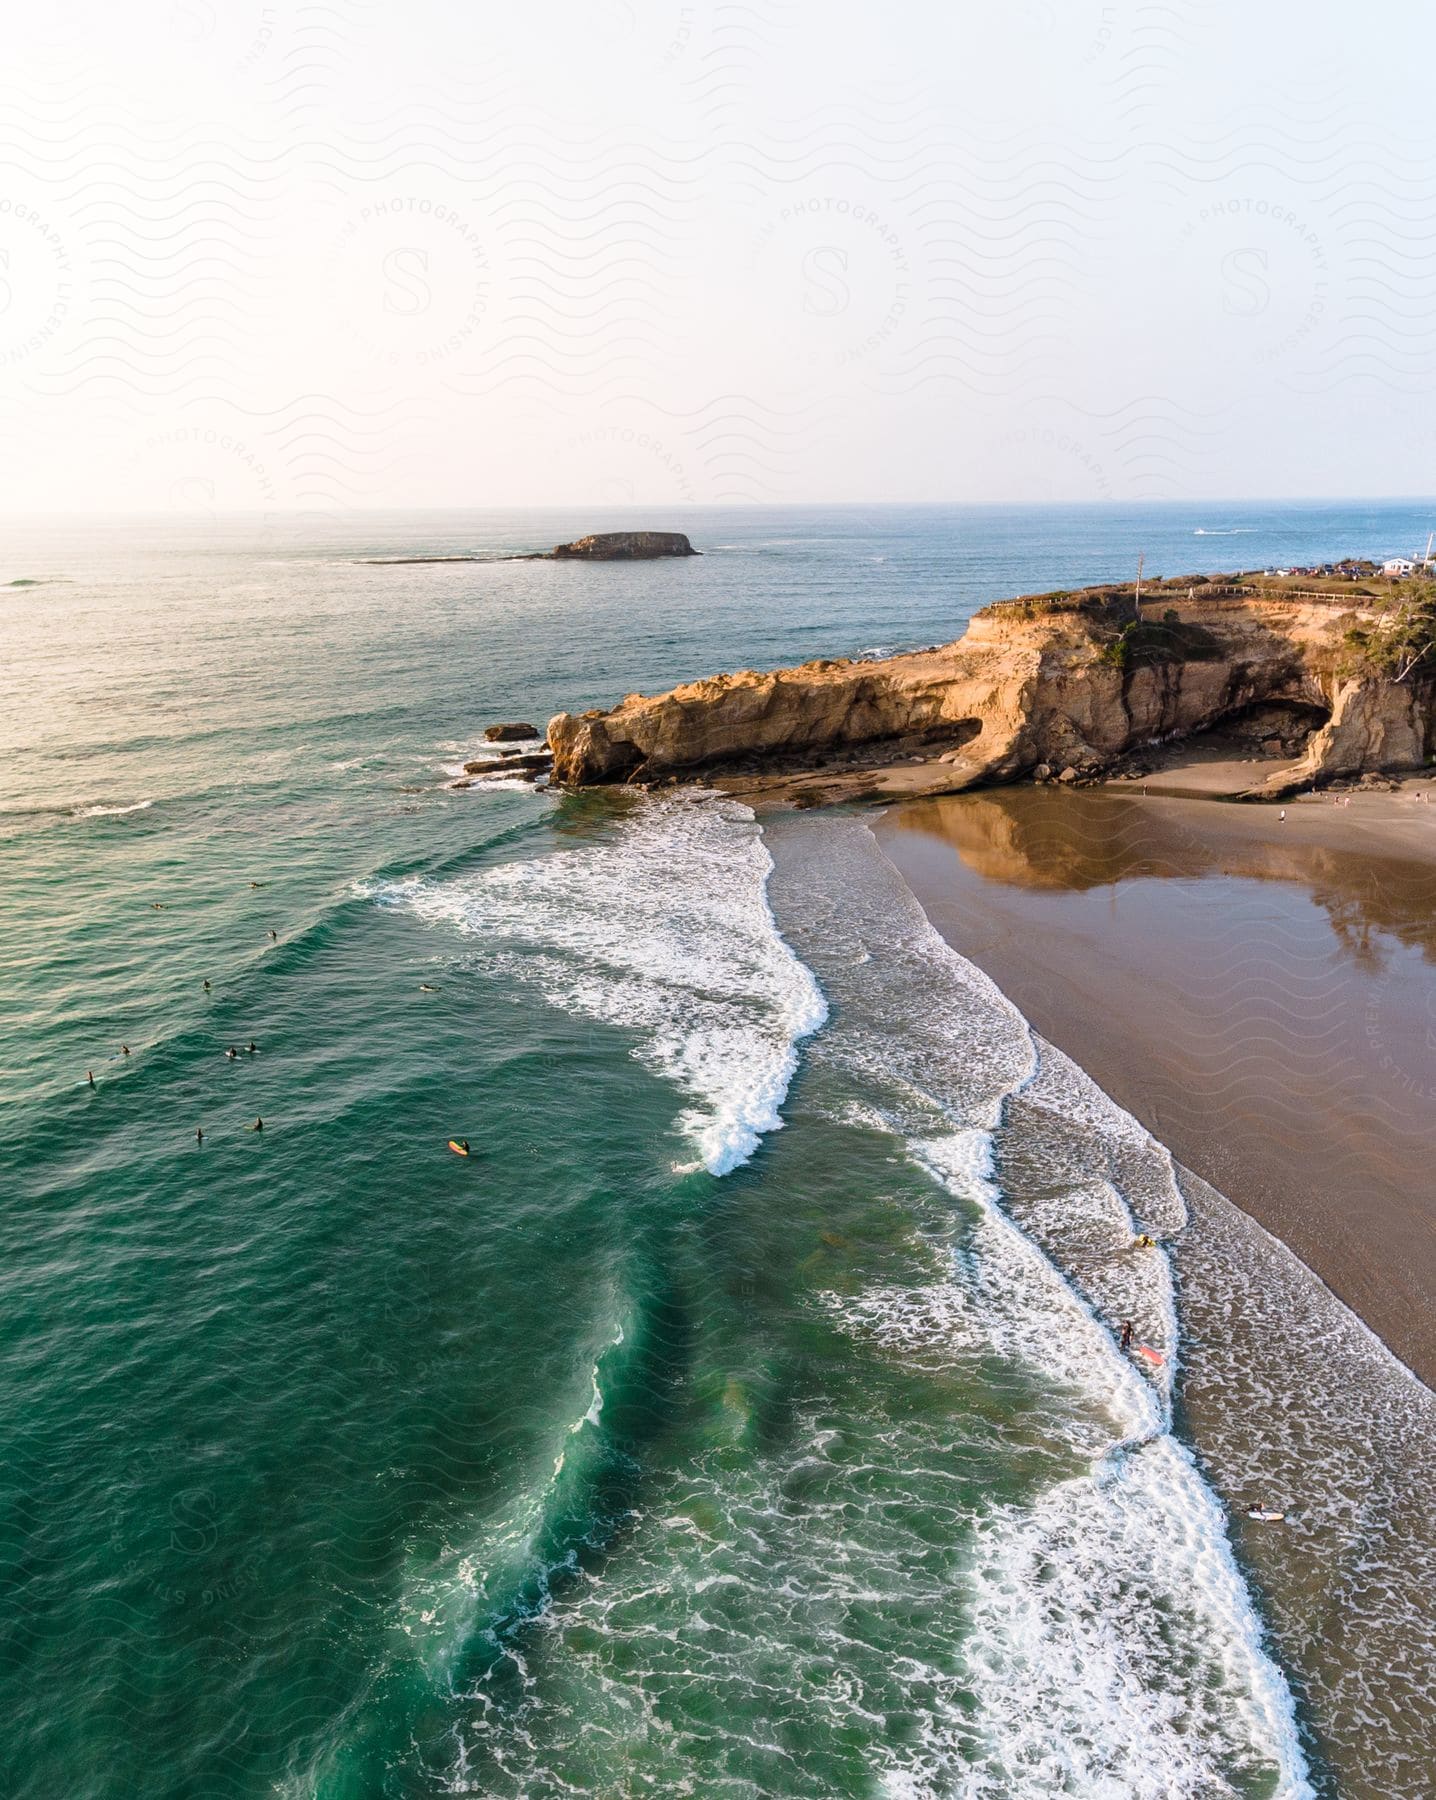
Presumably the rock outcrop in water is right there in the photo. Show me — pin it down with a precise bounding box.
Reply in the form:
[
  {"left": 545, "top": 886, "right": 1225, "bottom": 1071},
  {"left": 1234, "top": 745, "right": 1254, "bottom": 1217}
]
[
  {"left": 547, "top": 583, "right": 1435, "bottom": 802},
  {"left": 547, "top": 531, "right": 699, "bottom": 560},
  {"left": 460, "top": 751, "right": 552, "bottom": 781},
  {"left": 363, "top": 533, "right": 698, "bottom": 567}
]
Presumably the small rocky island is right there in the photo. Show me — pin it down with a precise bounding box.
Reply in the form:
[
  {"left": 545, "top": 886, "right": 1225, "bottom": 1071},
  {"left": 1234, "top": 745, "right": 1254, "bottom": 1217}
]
[
  {"left": 365, "top": 531, "right": 699, "bottom": 567},
  {"left": 546, "top": 531, "right": 698, "bottom": 560}
]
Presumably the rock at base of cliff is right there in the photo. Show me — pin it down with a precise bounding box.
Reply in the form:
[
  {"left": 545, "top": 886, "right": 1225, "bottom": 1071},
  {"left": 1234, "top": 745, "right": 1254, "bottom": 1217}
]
[
  {"left": 1256, "top": 674, "right": 1432, "bottom": 797},
  {"left": 484, "top": 722, "right": 541, "bottom": 742},
  {"left": 549, "top": 532, "right": 698, "bottom": 560},
  {"left": 463, "top": 751, "right": 552, "bottom": 777}
]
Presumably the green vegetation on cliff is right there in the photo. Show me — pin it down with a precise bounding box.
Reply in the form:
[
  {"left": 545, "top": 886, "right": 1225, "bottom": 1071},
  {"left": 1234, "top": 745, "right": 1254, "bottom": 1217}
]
[
  {"left": 1340, "top": 580, "right": 1436, "bottom": 683},
  {"left": 1099, "top": 616, "right": 1225, "bottom": 671}
]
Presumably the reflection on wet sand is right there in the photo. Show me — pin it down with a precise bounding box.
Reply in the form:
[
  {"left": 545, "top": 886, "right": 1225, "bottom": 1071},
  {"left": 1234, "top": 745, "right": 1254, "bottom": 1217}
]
[
  {"left": 896, "top": 785, "right": 1436, "bottom": 967},
  {"left": 877, "top": 785, "right": 1436, "bottom": 1386}
]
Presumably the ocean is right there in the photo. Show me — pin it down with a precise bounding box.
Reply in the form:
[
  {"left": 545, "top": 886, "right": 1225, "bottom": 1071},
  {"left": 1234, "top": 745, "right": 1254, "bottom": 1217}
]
[{"left": 2, "top": 501, "right": 1433, "bottom": 1798}]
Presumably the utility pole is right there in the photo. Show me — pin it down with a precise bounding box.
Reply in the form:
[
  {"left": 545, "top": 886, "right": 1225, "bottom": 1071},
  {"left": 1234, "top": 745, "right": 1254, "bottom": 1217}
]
[{"left": 1134, "top": 551, "right": 1144, "bottom": 620}]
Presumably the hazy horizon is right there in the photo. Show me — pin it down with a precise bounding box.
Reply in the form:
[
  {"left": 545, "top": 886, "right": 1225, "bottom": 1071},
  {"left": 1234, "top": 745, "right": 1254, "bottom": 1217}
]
[
  {"left": 4, "top": 0, "right": 1435, "bottom": 514},
  {"left": 9, "top": 495, "right": 1436, "bottom": 520}
]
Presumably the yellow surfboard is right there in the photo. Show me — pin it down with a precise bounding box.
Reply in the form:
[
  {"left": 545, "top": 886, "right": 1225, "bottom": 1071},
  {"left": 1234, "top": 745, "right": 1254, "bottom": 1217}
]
[{"left": 448, "top": 1139, "right": 470, "bottom": 1157}]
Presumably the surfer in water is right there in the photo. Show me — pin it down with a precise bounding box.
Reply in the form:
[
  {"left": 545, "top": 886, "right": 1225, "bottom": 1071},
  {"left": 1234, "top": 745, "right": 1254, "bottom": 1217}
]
[
  {"left": 203, "top": 979, "right": 211, "bottom": 992},
  {"left": 269, "top": 929, "right": 277, "bottom": 942},
  {"left": 1120, "top": 1320, "right": 1133, "bottom": 1352},
  {"left": 121, "top": 1045, "right": 130, "bottom": 1057},
  {"left": 196, "top": 1127, "right": 204, "bottom": 1144},
  {"left": 226, "top": 1047, "right": 239, "bottom": 1060},
  {"left": 251, "top": 1117, "right": 263, "bottom": 1132},
  {"left": 246, "top": 1042, "right": 258, "bottom": 1054},
  {"left": 87, "top": 1070, "right": 95, "bottom": 1087}
]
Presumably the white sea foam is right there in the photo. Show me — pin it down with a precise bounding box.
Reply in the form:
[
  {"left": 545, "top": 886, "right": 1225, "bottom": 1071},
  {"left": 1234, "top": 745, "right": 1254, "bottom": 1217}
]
[
  {"left": 819, "top": 1277, "right": 987, "bottom": 1365},
  {"left": 916, "top": 1129, "right": 1160, "bottom": 1445},
  {"left": 71, "top": 798, "right": 154, "bottom": 818},
  {"left": 383, "top": 795, "right": 826, "bottom": 1175},
  {"left": 448, "top": 773, "right": 546, "bottom": 795},
  {"left": 765, "top": 813, "right": 1316, "bottom": 1799},
  {"left": 915, "top": 1436, "right": 1314, "bottom": 1799},
  {"left": 1016, "top": 1037, "right": 1187, "bottom": 1238}
]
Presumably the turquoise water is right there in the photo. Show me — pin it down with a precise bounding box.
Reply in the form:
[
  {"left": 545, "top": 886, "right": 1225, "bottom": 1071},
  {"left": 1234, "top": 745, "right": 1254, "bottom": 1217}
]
[{"left": 3, "top": 503, "right": 1432, "bottom": 1798}]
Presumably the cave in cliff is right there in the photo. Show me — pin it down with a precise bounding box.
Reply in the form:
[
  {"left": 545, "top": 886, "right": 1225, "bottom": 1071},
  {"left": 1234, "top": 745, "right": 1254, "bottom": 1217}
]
[{"left": 1215, "top": 700, "right": 1331, "bottom": 757}]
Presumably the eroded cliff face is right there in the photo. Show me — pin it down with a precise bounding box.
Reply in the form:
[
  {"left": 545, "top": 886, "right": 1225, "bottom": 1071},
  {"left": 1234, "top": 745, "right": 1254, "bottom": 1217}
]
[
  {"left": 1277, "top": 674, "right": 1433, "bottom": 793},
  {"left": 546, "top": 596, "right": 1431, "bottom": 796}
]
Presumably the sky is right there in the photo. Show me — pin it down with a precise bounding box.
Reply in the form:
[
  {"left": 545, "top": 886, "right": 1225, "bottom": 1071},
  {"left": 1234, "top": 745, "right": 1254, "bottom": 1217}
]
[{"left": 2, "top": 0, "right": 1435, "bottom": 511}]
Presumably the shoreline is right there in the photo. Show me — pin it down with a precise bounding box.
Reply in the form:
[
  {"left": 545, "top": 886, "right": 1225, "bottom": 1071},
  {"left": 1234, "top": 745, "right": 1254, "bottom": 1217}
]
[
  {"left": 765, "top": 800, "right": 1435, "bottom": 1797},
  {"left": 872, "top": 775, "right": 1436, "bottom": 1386}
]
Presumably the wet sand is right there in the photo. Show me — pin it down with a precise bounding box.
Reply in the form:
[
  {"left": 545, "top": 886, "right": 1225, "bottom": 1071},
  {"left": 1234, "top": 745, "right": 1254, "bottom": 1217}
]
[{"left": 875, "top": 778, "right": 1436, "bottom": 1386}]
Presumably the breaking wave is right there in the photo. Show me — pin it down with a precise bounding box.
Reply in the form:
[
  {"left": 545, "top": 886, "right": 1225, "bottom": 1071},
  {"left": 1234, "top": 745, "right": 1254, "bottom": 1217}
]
[{"left": 380, "top": 794, "right": 826, "bottom": 1175}]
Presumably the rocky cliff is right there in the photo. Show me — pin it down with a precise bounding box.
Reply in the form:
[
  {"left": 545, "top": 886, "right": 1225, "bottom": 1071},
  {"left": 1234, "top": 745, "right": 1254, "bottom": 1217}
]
[{"left": 547, "top": 590, "right": 1435, "bottom": 800}]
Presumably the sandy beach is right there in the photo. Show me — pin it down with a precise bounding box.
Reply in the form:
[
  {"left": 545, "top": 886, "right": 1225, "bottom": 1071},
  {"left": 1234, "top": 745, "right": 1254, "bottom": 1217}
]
[{"left": 875, "top": 775, "right": 1436, "bottom": 1386}]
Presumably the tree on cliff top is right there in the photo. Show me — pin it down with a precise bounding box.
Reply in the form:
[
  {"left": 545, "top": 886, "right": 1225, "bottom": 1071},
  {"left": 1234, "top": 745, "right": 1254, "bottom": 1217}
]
[{"left": 1342, "top": 579, "right": 1436, "bottom": 683}]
